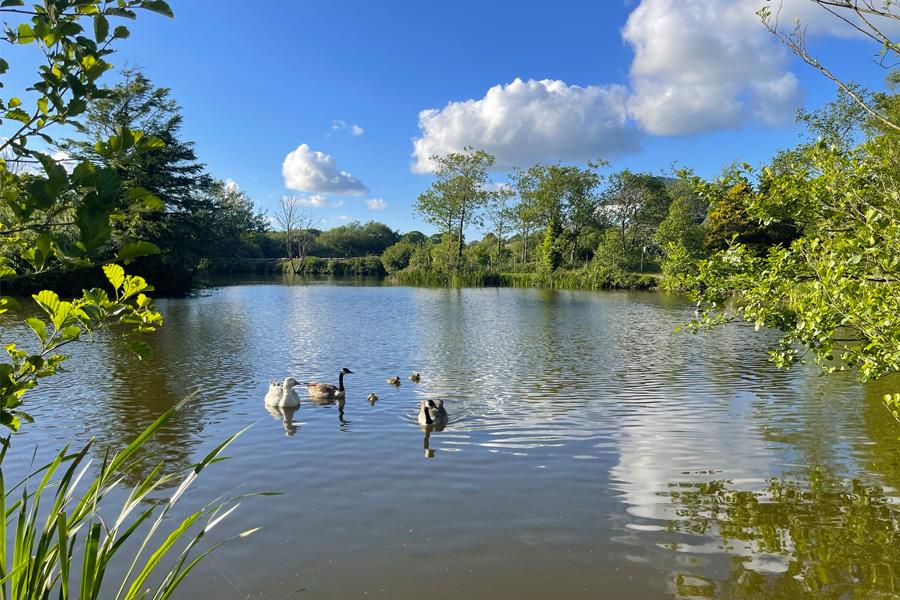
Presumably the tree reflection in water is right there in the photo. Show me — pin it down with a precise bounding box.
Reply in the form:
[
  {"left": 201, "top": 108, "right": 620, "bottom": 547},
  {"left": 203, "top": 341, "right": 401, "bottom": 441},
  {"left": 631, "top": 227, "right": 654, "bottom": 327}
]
[{"left": 663, "top": 467, "right": 900, "bottom": 598}]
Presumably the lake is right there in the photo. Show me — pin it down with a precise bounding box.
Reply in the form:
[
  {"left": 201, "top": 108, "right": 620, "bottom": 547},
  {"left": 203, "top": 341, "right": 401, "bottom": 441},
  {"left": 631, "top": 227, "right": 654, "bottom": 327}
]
[{"left": 5, "top": 279, "right": 900, "bottom": 599}]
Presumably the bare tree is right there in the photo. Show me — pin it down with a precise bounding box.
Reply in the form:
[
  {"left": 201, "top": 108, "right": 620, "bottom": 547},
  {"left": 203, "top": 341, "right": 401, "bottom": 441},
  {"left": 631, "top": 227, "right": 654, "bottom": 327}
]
[
  {"left": 274, "top": 197, "right": 299, "bottom": 275},
  {"left": 275, "top": 197, "right": 319, "bottom": 276},
  {"left": 759, "top": 0, "right": 900, "bottom": 132}
]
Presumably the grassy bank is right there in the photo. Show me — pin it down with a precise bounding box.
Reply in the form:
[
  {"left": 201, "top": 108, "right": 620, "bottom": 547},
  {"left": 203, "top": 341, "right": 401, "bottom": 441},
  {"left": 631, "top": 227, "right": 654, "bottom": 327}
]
[{"left": 393, "top": 265, "right": 660, "bottom": 291}]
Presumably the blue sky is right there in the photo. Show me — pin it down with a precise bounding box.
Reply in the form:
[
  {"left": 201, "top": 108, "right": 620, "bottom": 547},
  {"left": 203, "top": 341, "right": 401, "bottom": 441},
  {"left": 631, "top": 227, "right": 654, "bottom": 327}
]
[{"left": 3, "top": 0, "right": 894, "bottom": 233}]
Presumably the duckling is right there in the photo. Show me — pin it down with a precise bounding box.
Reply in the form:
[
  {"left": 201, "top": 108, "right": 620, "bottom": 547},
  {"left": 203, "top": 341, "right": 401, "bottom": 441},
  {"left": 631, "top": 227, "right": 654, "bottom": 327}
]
[
  {"left": 265, "top": 378, "right": 301, "bottom": 408},
  {"left": 367, "top": 392, "right": 378, "bottom": 405},
  {"left": 304, "top": 367, "right": 353, "bottom": 400},
  {"left": 417, "top": 399, "right": 448, "bottom": 427},
  {"left": 408, "top": 372, "right": 421, "bottom": 383},
  {"left": 387, "top": 376, "right": 401, "bottom": 386}
]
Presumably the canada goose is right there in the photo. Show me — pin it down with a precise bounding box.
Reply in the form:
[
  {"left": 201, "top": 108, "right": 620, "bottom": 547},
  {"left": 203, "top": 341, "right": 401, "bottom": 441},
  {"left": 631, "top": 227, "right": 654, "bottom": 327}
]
[
  {"left": 417, "top": 399, "right": 448, "bottom": 427},
  {"left": 387, "top": 376, "right": 401, "bottom": 386},
  {"left": 367, "top": 392, "right": 378, "bottom": 405},
  {"left": 408, "top": 372, "right": 421, "bottom": 383},
  {"left": 304, "top": 367, "right": 353, "bottom": 400},
  {"left": 265, "top": 378, "right": 302, "bottom": 408}
]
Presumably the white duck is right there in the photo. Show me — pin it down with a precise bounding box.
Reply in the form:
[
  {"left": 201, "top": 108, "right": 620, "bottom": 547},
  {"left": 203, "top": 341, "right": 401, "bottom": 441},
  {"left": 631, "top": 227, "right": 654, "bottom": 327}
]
[{"left": 265, "top": 377, "right": 302, "bottom": 408}]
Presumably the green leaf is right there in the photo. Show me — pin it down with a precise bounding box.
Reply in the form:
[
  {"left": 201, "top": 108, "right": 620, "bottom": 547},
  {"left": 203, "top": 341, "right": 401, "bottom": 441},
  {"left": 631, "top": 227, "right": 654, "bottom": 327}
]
[
  {"left": 0, "top": 412, "right": 20, "bottom": 432},
  {"left": 0, "top": 1, "right": 26, "bottom": 7},
  {"left": 139, "top": 0, "right": 174, "bottom": 17},
  {"left": 59, "top": 326, "right": 81, "bottom": 342},
  {"left": 116, "top": 242, "right": 160, "bottom": 263},
  {"left": 25, "top": 318, "right": 47, "bottom": 344},
  {"left": 125, "top": 187, "right": 164, "bottom": 211},
  {"left": 93, "top": 14, "right": 109, "bottom": 41},
  {"left": 33, "top": 290, "right": 60, "bottom": 315},
  {"left": 15, "top": 23, "right": 34, "bottom": 44},
  {"left": 5, "top": 108, "right": 30, "bottom": 123},
  {"left": 103, "top": 264, "right": 125, "bottom": 291}
]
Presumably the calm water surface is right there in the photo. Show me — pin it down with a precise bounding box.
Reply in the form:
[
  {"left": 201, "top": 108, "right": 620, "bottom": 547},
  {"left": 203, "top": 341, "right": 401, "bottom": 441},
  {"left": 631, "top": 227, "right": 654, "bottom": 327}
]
[{"left": 5, "top": 280, "right": 900, "bottom": 599}]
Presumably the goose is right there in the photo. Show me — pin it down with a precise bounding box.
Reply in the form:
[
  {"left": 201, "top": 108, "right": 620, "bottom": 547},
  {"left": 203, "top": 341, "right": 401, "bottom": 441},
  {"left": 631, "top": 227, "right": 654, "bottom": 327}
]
[
  {"left": 417, "top": 399, "right": 448, "bottom": 427},
  {"left": 408, "top": 372, "right": 421, "bottom": 383},
  {"left": 304, "top": 367, "right": 353, "bottom": 400},
  {"left": 265, "top": 378, "right": 302, "bottom": 408},
  {"left": 367, "top": 392, "right": 378, "bottom": 405},
  {"left": 387, "top": 376, "right": 401, "bottom": 386}
]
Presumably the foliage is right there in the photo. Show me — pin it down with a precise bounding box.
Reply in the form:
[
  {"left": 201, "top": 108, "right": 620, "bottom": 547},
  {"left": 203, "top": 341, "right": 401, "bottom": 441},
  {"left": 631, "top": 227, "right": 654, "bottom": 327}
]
[
  {"left": 63, "top": 69, "right": 272, "bottom": 292},
  {"left": 381, "top": 239, "right": 417, "bottom": 274},
  {"left": 0, "top": 396, "right": 266, "bottom": 600},
  {"left": 282, "top": 255, "right": 385, "bottom": 277},
  {"left": 312, "top": 220, "right": 400, "bottom": 258},
  {"left": 414, "top": 148, "right": 493, "bottom": 271},
  {"left": 512, "top": 162, "right": 603, "bottom": 272},
  {"left": 0, "top": 1, "right": 177, "bottom": 430},
  {"left": 681, "top": 137, "right": 900, "bottom": 384},
  {"left": 598, "top": 170, "right": 670, "bottom": 269},
  {"left": 0, "top": 265, "right": 161, "bottom": 431}
]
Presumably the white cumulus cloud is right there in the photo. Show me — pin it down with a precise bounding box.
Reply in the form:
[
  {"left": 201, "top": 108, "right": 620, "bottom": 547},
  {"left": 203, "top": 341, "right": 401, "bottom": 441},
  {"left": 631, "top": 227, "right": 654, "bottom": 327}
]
[
  {"left": 366, "top": 198, "right": 387, "bottom": 210},
  {"left": 351, "top": 124, "right": 364, "bottom": 136},
  {"left": 623, "top": 0, "right": 803, "bottom": 135},
  {"left": 288, "top": 194, "right": 344, "bottom": 208},
  {"left": 411, "top": 78, "right": 640, "bottom": 173},
  {"left": 282, "top": 144, "right": 367, "bottom": 195}
]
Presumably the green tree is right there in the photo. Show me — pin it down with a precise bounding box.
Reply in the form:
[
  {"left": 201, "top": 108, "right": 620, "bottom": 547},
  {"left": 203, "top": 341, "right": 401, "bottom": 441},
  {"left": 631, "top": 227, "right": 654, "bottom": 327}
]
[
  {"left": 315, "top": 220, "right": 400, "bottom": 258},
  {"left": 381, "top": 239, "right": 417, "bottom": 274},
  {"left": 414, "top": 148, "right": 494, "bottom": 272},
  {"left": 513, "top": 162, "right": 603, "bottom": 273},
  {"left": 598, "top": 170, "right": 671, "bottom": 270},
  {"left": 483, "top": 186, "right": 515, "bottom": 266},
  {"left": 655, "top": 178, "right": 706, "bottom": 266},
  {"left": 65, "top": 69, "right": 216, "bottom": 292},
  {"left": 682, "top": 135, "right": 900, "bottom": 389}
]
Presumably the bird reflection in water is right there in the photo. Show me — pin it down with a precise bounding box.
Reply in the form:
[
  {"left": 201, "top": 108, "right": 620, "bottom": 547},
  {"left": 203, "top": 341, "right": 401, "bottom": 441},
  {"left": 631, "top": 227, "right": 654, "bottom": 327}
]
[
  {"left": 337, "top": 397, "right": 351, "bottom": 430},
  {"left": 421, "top": 424, "right": 445, "bottom": 459},
  {"left": 265, "top": 404, "right": 300, "bottom": 437},
  {"left": 305, "top": 396, "right": 352, "bottom": 430}
]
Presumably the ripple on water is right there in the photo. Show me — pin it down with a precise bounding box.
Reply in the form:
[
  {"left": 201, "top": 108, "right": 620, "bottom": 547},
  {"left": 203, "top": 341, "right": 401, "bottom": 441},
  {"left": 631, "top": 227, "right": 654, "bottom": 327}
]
[{"left": 4, "top": 283, "right": 900, "bottom": 599}]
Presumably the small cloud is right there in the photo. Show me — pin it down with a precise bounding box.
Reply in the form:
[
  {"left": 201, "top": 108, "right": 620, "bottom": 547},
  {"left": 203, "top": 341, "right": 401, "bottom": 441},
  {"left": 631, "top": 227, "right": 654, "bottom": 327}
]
[
  {"left": 335, "top": 215, "right": 351, "bottom": 221},
  {"left": 366, "top": 198, "right": 387, "bottom": 210},
  {"left": 223, "top": 178, "right": 240, "bottom": 192},
  {"left": 288, "top": 194, "right": 344, "bottom": 208},
  {"left": 331, "top": 119, "right": 365, "bottom": 137},
  {"left": 282, "top": 143, "right": 367, "bottom": 195},
  {"left": 294, "top": 194, "right": 328, "bottom": 207}
]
